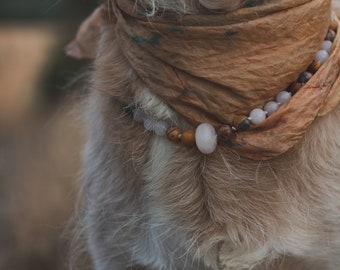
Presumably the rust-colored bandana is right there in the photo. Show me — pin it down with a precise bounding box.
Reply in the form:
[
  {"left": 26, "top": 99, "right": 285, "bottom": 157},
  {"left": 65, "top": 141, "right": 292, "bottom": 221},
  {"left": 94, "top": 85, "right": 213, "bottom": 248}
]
[{"left": 70, "top": 0, "right": 340, "bottom": 160}]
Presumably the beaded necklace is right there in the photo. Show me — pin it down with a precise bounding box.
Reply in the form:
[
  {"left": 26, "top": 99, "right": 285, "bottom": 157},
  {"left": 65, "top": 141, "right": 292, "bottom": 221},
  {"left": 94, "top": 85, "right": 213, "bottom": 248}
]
[{"left": 125, "top": 16, "right": 337, "bottom": 155}]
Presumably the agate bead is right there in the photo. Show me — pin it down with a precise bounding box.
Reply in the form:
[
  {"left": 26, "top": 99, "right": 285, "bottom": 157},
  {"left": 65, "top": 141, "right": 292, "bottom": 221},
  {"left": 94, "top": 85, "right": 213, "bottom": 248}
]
[
  {"left": 143, "top": 118, "right": 153, "bottom": 131},
  {"left": 314, "top": 50, "right": 329, "bottom": 64},
  {"left": 264, "top": 101, "right": 279, "bottom": 116},
  {"left": 330, "top": 20, "right": 337, "bottom": 32},
  {"left": 288, "top": 81, "right": 302, "bottom": 95},
  {"left": 217, "top": 125, "right": 234, "bottom": 141},
  {"left": 326, "top": 29, "right": 336, "bottom": 42},
  {"left": 249, "top": 108, "right": 266, "bottom": 125},
  {"left": 308, "top": 61, "right": 322, "bottom": 74},
  {"left": 276, "top": 91, "right": 291, "bottom": 104},
  {"left": 321, "top": 40, "right": 333, "bottom": 53},
  {"left": 297, "top": 72, "right": 313, "bottom": 84},
  {"left": 234, "top": 116, "right": 250, "bottom": 131},
  {"left": 153, "top": 120, "right": 169, "bottom": 136}
]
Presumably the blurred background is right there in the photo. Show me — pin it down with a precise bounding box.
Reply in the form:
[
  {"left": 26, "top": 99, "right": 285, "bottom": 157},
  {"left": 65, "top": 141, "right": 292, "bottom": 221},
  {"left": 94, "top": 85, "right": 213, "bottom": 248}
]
[{"left": 0, "top": 1, "right": 97, "bottom": 269}]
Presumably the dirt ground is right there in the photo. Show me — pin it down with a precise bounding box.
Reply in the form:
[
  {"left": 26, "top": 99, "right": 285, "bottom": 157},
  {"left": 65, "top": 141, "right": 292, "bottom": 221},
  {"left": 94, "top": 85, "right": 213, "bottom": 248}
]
[{"left": 0, "top": 24, "right": 85, "bottom": 270}]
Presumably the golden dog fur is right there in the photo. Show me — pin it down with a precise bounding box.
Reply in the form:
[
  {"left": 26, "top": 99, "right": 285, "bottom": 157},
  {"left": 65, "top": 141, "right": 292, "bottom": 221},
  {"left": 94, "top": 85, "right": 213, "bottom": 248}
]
[{"left": 76, "top": 1, "right": 340, "bottom": 269}]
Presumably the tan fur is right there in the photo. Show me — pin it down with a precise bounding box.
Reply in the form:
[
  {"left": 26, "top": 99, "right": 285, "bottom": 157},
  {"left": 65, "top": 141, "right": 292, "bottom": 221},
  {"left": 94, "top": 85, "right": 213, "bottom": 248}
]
[{"left": 77, "top": 1, "right": 340, "bottom": 269}]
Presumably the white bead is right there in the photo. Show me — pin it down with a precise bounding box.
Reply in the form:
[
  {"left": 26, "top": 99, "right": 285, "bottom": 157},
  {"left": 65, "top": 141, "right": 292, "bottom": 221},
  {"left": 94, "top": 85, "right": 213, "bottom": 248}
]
[
  {"left": 153, "top": 120, "right": 169, "bottom": 136},
  {"left": 314, "top": 50, "right": 329, "bottom": 64},
  {"left": 249, "top": 108, "right": 266, "bottom": 125},
  {"left": 264, "top": 101, "right": 279, "bottom": 116},
  {"left": 143, "top": 118, "right": 153, "bottom": 131},
  {"left": 276, "top": 91, "right": 291, "bottom": 104},
  {"left": 321, "top": 41, "right": 333, "bottom": 54},
  {"left": 133, "top": 109, "right": 145, "bottom": 123},
  {"left": 195, "top": 123, "right": 217, "bottom": 154},
  {"left": 331, "top": 12, "right": 335, "bottom": 21}
]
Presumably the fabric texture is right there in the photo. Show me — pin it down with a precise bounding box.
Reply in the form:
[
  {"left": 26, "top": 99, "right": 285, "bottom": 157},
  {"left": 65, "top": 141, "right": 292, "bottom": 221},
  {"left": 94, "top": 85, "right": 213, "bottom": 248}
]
[{"left": 71, "top": 0, "right": 340, "bottom": 160}]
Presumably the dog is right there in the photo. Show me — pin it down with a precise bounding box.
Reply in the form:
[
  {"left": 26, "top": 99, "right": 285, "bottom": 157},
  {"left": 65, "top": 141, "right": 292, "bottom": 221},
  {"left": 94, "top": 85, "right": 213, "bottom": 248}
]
[{"left": 69, "top": 0, "right": 340, "bottom": 269}]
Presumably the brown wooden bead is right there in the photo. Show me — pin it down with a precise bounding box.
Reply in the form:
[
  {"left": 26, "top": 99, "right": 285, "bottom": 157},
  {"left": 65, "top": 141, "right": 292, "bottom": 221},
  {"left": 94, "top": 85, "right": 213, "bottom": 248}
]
[
  {"left": 234, "top": 115, "right": 250, "bottom": 131},
  {"left": 180, "top": 130, "right": 196, "bottom": 147},
  {"left": 217, "top": 125, "right": 234, "bottom": 141},
  {"left": 167, "top": 127, "right": 182, "bottom": 143},
  {"left": 330, "top": 20, "right": 338, "bottom": 32},
  {"left": 308, "top": 60, "right": 322, "bottom": 74}
]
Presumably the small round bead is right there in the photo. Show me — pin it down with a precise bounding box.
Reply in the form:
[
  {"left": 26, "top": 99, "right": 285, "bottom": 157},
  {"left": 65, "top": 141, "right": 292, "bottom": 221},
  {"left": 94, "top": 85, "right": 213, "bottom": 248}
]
[
  {"left": 276, "top": 91, "right": 292, "bottom": 104},
  {"left": 297, "top": 71, "right": 313, "bottom": 84},
  {"left": 326, "top": 29, "right": 336, "bottom": 42},
  {"left": 321, "top": 40, "right": 333, "bottom": 54},
  {"left": 195, "top": 123, "right": 217, "bottom": 154},
  {"left": 264, "top": 101, "right": 279, "bottom": 116},
  {"left": 331, "top": 12, "right": 336, "bottom": 21},
  {"left": 153, "top": 120, "right": 169, "bottom": 136},
  {"left": 330, "top": 20, "right": 337, "bottom": 32},
  {"left": 181, "top": 130, "right": 196, "bottom": 147},
  {"left": 167, "top": 127, "right": 182, "bottom": 143},
  {"left": 314, "top": 50, "right": 329, "bottom": 64},
  {"left": 143, "top": 118, "right": 153, "bottom": 131},
  {"left": 133, "top": 109, "right": 145, "bottom": 123},
  {"left": 217, "top": 125, "right": 234, "bottom": 141},
  {"left": 308, "top": 61, "right": 322, "bottom": 74},
  {"left": 288, "top": 81, "right": 302, "bottom": 95},
  {"left": 249, "top": 108, "right": 266, "bottom": 125},
  {"left": 234, "top": 116, "right": 251, "bottom": 131}
]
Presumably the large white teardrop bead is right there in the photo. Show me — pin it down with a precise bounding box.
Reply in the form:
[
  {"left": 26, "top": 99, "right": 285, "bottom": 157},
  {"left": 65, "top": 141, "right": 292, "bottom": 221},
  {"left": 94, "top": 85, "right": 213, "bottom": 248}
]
[{"left": 195, "top": 123, "right": 217, "bottom": 154}]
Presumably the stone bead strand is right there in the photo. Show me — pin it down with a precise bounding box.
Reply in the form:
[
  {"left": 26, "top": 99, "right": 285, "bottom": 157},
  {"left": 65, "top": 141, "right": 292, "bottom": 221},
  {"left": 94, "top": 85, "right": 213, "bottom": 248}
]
[
  {"left": 245, "top": 23, "right": 335, "bottom": 127},
  {"left": 128, "top": 17, "right": 337, "bottom": 155}
]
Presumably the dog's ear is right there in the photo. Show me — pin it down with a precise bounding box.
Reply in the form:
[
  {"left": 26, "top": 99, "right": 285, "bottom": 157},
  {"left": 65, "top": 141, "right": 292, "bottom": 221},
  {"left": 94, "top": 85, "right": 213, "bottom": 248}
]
[{"left": 65, "top": 5, "right": 106, "bottom": 59}]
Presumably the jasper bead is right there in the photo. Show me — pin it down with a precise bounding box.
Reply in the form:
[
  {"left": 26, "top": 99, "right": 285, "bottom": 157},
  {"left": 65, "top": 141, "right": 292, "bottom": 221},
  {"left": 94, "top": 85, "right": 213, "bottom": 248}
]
[
  {"left": 330, "top": 20, "right": 337, "bottom": 32},
  {"left": 195, "top": 123, "right": 217, "bottom": 154},
  {"left": 276, "top": 91, "right": 291, "bottom": 104},
  {"left": 167, "top": 127, "right": 181, "bottom": 142},
  {"left": 181, "top": 130, "right": 196, "bottom": 147},
  {"left": 326, "top": 29, "right": 336, "bottom": 42},
  {"left": 217, "top": 125, "right": 234, "bottom": 141},
  {"left": 264, "top": 101, "right": 279, "bottom": 116},
  {"left": 297, "top": 71, "right": 313, "bottom": 84},
  {"left": 308, "top": 61, "right": 322, "bottom": 74},
  {"left": 249, "top": 108, "right": 266, "bottom": 125},
  {"left": 314, "top": 50, "right": 329, "bottom": 64},
  {"left": 321, "top": 40, "right": 333, "bottom": 53},
  {"left": 288, "top": 81, "right": 302, "bottom": 95}
]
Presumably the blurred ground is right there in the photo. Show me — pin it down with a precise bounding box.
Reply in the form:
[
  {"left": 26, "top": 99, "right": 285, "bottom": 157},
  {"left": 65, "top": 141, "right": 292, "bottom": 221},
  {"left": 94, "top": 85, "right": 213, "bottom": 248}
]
[{"left": 0, "top": 1, "right": 95, "bottom": 269}]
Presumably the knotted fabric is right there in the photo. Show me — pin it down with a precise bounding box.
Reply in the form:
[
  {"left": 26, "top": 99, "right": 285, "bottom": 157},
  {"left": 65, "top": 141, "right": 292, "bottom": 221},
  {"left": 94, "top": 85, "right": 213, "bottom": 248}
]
[{"left": 73, "top": 0, "right": 340, "bottom": 160}]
